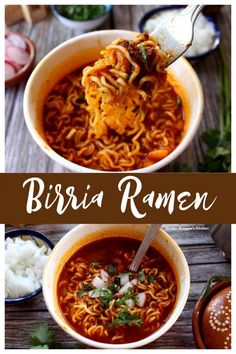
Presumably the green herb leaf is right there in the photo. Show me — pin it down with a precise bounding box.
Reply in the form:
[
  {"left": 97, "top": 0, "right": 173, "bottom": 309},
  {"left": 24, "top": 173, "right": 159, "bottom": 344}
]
[
  {"left": 101, "top": 294, "right": 113, "bottom": 306},
  {"left": 56, "top": 5, "right": 106, "bottom": 21},
  {"left": 109, "top": 283, "right": 119, "bottom": 293},
  {"left": 110, "top": 308, "right": 143, "bottom": 327},
  {"left": 116, "top": 292, "right": 134, "bottom": 306},
  {"left": 149, "top": 274, "right": 156, "bottom": 284},
  {"left": 138, "top": 271, "right": 146, "bottom": 282},
  {"left": 76, "top": 284, "right": 91, "bottom": 296},
  {"left": 30, "top": 324, "right": 87, "bottom": 349},
  {"left": 107, "top": 263, "right": 116, "bottom": 276},
  {"left": 30, "top": 323, "right": 53, "bottom": 347},
  {"left": 139, "top": 44, "right": 147, "bottom": 64},
  {"left": 198, "top": 45, "right": 231, "bottom": 173}
]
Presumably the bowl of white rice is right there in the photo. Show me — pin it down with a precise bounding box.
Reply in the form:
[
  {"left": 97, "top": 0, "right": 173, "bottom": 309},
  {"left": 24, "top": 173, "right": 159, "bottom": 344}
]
[
  {"left": 5, "top": 229, "right": 53, "bottom": 303},
  {"left": 139, "top": 5, "right": 221, "bottom": 60}
]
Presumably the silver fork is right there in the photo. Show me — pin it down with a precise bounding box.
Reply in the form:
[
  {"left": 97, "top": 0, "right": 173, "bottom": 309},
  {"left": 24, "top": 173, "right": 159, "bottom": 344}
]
[
  {"left": 129, "top": 224, "right": 162, "bottom": 272},
  {"left": 150, "top": 5, "right": 204, "bottom": 67}
]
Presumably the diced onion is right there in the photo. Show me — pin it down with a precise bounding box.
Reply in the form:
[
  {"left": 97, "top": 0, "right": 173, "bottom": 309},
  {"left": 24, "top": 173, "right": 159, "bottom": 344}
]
[
  {"left": 91, "top": 276, "right": 107, "bottom": 289},
  {"left": 120, "top": 273, "right": 130, "bottom": 286},
  {"left": 125, "top": 299, "right": 135, "bottom": 309},
  {"left": 136, "top": 292, "right": 146, "bottom": 307},
  {"left": 100, "top": 269, "right": 109, "bottom": 282},
  {"left": 5, "top": 237, "right": 50, "bottom": 298},
  {"left": 131, "top": 278, "right": 138, "bottom": 285},
  {"left": 118, "top": 281, "right": 133, "bottom": 296}
]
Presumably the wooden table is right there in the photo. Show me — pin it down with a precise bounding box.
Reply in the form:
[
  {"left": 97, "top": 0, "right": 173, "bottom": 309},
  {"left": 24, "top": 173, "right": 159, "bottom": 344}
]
[
  {"left": 5, "top": 5, "right": 231, "bottom": 172},
  {"left": 5, "top": 223, "right": 231, "bottom": 349}
]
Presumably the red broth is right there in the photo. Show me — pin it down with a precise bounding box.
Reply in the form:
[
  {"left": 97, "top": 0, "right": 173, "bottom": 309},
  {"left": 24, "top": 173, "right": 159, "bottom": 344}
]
[{"left": 57, "top": 237, "right": 177, "bottom": 344}]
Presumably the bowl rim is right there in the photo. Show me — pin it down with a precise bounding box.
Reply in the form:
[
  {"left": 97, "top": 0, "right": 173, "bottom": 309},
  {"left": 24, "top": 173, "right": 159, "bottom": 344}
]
[
  {"left": 5, "top": 32, "right": 36, "bottom": 85},
  {"left": 23, "top": 29, "right": 204, "bottom": 173},
  {"left": 51, "top": 4, "right": 112, "bottom": 23},
  {"left": 43, "top": 224, "right": 190, "bottom": 349},
  {"left": 5, "top": 228, "right": 54, "bottom": 304},
  {"left": 138, "top": 5, "right": 221, "bottom": 60}
]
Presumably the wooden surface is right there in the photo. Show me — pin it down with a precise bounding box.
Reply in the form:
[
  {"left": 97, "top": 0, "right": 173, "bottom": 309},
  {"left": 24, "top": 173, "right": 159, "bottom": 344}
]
[
  {"left": 5, "top": 5, "right": 231, "bottom": 172},
  {"left": 5, "top": 224, "right": 231, "bottom": 349}
]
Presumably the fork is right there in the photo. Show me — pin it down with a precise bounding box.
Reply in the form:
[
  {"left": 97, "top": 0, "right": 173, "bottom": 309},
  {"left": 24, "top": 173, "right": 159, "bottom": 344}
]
[
  {"left": 150, "top": 5, "right": 204, "bottom": 67},
  {"left": 129, "top": 224, "right": 162, "bottom": 272}
]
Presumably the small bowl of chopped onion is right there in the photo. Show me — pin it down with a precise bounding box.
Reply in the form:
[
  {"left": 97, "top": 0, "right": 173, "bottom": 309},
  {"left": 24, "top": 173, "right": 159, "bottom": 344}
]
[
  {"left": 139, "top": 6, "right": 221, "bottom": 61},
  {"left": 5, "top": 229, "right": 53, "bottom": 304}
]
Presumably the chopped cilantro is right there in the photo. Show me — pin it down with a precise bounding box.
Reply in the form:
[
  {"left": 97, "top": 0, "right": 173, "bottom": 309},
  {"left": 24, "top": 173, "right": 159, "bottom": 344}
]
[
  {"left": 30, "top": 323, "right": 86, "bottom": 349},
  {"left": 76, "top": 284, "right": 91, "bottom": 296},
  {"left": 149, "top": 274, "right": 156, "bottom": 284},
  {"left": 110, "top": 307, "right": 143, "bottom": 327},
  {"left": 107, "top": 263, "right": 116, "bottom": 276},
  {"left": 30, "top": 323, "right": 53, "bottom": 347},
  {"left": 138, "top": 271, "right": 146, "bottom": 282},
  {"left": 139, "top": 44, "right": 147, "bottom": 64},
  {"left": 101, "top": 293, "right": 113, "bottom": 306},
  {"left": 109, "top": 283, "right": 119, "bottom": 293}
]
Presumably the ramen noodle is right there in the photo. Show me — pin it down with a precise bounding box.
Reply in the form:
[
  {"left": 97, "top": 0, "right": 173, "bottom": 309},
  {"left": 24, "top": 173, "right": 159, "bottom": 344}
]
[
  {"left": 43, "top": 33, "right": 185, "bottom": 171},
  {"left": 57, "top": 237, "right": 177, "bottom": 344}
]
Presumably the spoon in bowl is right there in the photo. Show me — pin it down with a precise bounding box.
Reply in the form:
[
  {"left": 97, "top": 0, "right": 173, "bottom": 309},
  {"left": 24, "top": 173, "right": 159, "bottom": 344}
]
[
  {"left": 129, "top": 224, "right": 162, "bottom": 272},
  {"left": 150, "top": 5, "right": 204, "bottom": 67}
]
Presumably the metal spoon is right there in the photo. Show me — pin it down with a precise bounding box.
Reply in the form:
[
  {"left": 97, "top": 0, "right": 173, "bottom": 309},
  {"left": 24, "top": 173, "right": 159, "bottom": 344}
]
[
  {"left": 150, "top": 5, "right": 204, "bottom": 67},
  {"left": 129, "top": 224, "right": 162, "bottom": 272}
]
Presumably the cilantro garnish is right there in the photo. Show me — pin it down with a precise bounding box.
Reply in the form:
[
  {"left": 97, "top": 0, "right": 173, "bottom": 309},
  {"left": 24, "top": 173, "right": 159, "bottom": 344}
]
[
  {"left": 107, "top": 263, "right": 116, "bottom": 276},
  {"left": 149, "top": 274, "right": 156, "bottom": 284},
  {"left": 138, "top": 271, "right": 146, "bottom": 282},
  {"left": 110, "top": 307, "right": 143, "bottom": 327}
]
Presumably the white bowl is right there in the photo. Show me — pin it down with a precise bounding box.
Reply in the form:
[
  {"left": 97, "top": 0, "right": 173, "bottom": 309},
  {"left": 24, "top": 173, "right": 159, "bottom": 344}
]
[
  {"left": 43, "top": 224, "right": 190, "bottom": 349},
  {"left": 51, "top": 5, "right": 112, "bottom": 32},
  {"left": 24, "top": 30, "right": 204, "bottom": 173}
]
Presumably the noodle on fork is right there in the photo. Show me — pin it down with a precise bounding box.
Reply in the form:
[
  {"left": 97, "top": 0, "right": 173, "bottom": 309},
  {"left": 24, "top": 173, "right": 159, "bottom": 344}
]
[{"left": 43, "top": 33, "right": 185, "bottom": 171}]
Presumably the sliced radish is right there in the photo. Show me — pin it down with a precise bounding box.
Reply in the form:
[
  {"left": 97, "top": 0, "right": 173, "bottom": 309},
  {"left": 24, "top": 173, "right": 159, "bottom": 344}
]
[
  {"left": 5, "top": 38, "right": 12, "bottom": 48},
  {"left": 118, "top": 281, "right": 133, "bottom": 296},
  {"left": 5, "top": 62, "right": 16, "bottom": 80},
  {"left": 136, "top": 292, "right": 146, "bottom": 307},
  {"left": 100, "top": 269, "right": 109, "bottom": 282},
  {"left": 91, "top": 276, "right": 107, "bottom": 289},
  {"left": 6, "top": 46, "right": 30, "bottom": 67},
  {"left": 7, "top": 33, "right": 27, "bottom": 50}
]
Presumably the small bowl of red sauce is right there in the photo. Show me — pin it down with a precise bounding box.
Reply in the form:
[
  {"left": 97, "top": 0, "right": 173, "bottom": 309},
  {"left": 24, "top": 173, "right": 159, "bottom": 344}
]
[{"left": 5, "top": 32, "right": 36, "bottom": 87}]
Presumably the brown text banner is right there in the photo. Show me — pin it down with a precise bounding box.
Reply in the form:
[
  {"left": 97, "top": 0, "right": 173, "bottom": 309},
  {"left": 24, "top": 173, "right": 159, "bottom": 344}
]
[{"left": 0, "top": 173, "right": 235, "bottom": 224}]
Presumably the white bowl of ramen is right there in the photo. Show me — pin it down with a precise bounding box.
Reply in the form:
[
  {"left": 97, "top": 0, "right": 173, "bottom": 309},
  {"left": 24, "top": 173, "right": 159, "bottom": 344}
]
[
  {"left": 43, "top": 224, "right": 190, "bottom": 348},
  {"left": 24, "top": 30, "right": 203, "bottom": 173}
]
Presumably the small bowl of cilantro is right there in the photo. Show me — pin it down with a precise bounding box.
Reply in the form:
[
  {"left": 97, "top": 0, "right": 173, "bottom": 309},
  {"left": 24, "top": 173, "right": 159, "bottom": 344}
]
[{"left": 51, "top": 5, "right": 112, "bottom": 32}]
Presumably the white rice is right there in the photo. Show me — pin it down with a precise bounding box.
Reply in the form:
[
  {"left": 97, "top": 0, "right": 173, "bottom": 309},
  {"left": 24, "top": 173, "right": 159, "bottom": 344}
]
[
  {"left": 144, "top": 9, "right": 216, "bottom": 57},
  {"left": 5, "top": 236, "right": 50, "bottom": 298}
]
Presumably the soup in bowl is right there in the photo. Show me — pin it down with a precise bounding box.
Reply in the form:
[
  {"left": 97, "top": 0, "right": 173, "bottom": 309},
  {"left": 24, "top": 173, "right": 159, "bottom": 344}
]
[
  {"left": 24, "top": 30, "right": 203, "bottom": 173},
  {"left": 43, "top": 224, "right": 190, "bottom": 348}
]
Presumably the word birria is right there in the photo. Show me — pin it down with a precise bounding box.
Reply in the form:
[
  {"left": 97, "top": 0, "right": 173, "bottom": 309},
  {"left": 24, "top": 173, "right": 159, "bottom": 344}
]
[{"left": 23, "top": 176, "right": 217, "bottom": 218}]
